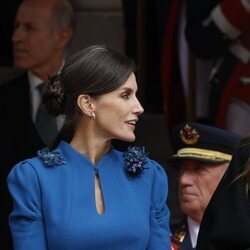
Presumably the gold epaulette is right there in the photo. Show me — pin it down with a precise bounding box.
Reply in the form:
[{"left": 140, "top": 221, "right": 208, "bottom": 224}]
[{"left": 172, "top": 224, "right": 187, "bottom": 245}]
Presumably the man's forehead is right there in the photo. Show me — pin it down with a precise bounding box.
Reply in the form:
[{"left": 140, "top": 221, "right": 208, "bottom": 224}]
[{"left": 16, "top": 2, "right": 53, "bottom": 22}]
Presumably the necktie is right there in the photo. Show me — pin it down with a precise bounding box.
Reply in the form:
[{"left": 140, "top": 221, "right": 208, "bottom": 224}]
[{"left": 35, "top": 83, "right": 58, "bottom": 147}]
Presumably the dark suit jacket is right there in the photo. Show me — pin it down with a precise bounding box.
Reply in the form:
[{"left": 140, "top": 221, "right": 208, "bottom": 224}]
[
  {"left": 196, "top": 140, "right": 250, "bottom": 250},
  {"left": 0, "top": 72, "right": 72, "bottom": 249}
]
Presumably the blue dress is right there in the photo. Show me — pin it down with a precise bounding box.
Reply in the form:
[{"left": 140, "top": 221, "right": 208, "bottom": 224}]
[{"left": 7, "top": 141, "right": 171, "bottom": 250}]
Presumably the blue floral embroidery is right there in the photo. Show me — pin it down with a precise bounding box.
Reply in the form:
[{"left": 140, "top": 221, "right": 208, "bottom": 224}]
[
  {"left": 123, "top": 146, "right": 148, "bottom": 178},
  {"left": 37, "top": 147, "right": 65, "bottom": 167}
]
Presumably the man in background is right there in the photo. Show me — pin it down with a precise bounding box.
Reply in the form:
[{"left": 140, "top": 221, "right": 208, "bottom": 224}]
[
  {"left": 168, "top": 122, "right": 241, "bottom": 250},
  {"left": 185, "top": 0, "right": 250, "bottom": 136},
  {"left": 0, "top": 0, "right": 75, "bottom": 248}
]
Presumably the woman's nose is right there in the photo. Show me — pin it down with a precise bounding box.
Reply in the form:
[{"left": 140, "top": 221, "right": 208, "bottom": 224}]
[{"left": 134, "top": 98, "right": 144, "bottom": 115}]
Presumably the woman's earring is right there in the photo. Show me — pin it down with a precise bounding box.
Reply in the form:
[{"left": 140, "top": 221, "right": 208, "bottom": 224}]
[{"left": 90, "top": 111, "right": 96, "bottom": 120}]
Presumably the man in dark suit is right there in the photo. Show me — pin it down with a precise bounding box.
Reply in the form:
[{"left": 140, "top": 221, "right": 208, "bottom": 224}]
[
  {"left": 168, "top": 122, "right": 241, "bottom": 250},
  {"left": 196, "top": 136, "right": 250, "bottom": 250},
  {"left": 0, "top": 0, "right": 75, "bottom": 248}
]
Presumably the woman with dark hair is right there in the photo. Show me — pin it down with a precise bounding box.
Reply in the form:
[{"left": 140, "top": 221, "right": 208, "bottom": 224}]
[
  {"left": 196, "top": 135, "right": 250, "bottom": 250},
  {"left": 7, "top": 45, "right": 171, "bottom": 250}
]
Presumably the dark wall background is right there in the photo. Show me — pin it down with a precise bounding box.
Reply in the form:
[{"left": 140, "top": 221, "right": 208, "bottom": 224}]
[{"left": 0, "top": 1, "right": 21, "bottom": 66}]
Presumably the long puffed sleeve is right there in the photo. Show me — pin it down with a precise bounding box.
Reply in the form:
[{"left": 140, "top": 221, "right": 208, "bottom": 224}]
[
  {"left": 7, "top": 161, "right": 47, "bottom": 250},
  {"left": 146, "top": 161, "right": 171, "bottom": 250}
]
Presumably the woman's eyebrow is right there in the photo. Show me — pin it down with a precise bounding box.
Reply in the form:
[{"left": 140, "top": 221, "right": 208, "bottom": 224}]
[{"left": 118, "top": 86, "right": 138, "bottom": 93}]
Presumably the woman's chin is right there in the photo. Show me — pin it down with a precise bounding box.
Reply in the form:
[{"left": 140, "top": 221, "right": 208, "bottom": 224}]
[{"left": 118, "top": 134, "right": 136, "bottom": 143}]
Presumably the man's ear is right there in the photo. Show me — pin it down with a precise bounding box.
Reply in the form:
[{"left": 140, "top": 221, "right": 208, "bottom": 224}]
[
  {"left": 56, "top": 27, "right": 72, "bottom": 49},
  {"left": 77, "top": 94, "right": 94, "bottom": 117}
]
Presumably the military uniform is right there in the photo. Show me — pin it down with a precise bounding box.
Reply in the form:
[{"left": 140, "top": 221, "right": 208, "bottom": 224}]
[
  {"left": 186, "top": 0, "right": 250, "bottom": 136},
  {"left": 171, "top": 219, "right": 196, "bottom": 250},
  {"left": 196, "top": 137, "right": 250, "bottom": 250},
  {"left": 168, "top": 122, "right": 241, "bottom": 250}
]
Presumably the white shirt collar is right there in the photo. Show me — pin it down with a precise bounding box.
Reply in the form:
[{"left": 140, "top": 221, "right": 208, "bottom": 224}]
[
  {"left": 28, "top": 71, "right": 44, "bottom": 121},
  {"left": 28, "top": 63, "right": 65, "bottom": 128},
  {"left": 187, "top": 217, "right": 200, "bottom": 248},
  {"left": 28, "top": 70, "right": 44, "bottom": 92},
  {"left": 28, "top": 59, "right": 65, "bottom": 92}
]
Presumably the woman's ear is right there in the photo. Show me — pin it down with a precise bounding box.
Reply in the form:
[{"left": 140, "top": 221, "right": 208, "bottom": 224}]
[{"left": 77, "top": 94, "right": 94, "bottom": 117}]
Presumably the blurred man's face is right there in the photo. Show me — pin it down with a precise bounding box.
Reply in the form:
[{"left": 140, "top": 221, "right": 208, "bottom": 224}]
[
  {"left": 12, "top": 1, "right": 66, "bottom": 79},
  {"left": 178, "top": 159, "right": 228, "bottom": 223}
]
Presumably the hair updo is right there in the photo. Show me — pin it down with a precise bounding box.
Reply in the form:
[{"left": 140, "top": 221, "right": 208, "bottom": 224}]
[{"left": 43, "top": 45, "right": 136, "bottom": 127}]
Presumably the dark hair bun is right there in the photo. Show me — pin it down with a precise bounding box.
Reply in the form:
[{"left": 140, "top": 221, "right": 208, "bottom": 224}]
[{"left": 43, "top": 74, "right": 65, "bottom": 116}]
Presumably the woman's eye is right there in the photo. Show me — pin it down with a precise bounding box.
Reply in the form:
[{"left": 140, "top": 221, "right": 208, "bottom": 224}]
[{"left": 121, "top": 93, "right": 130, "bottom": 99}]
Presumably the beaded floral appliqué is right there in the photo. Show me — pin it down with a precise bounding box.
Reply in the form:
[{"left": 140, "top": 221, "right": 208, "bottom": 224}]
[
  {"left": 123, "top": 146, "right": 148, "bottom": 178},
  {"left": 37, "top": 147, "right": 65, "bottom": 167}
]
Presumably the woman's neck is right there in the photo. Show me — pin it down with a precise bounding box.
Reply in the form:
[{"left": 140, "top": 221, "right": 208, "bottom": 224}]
[{"left": 70, "top": 134, "right": 112, "bottom": 165}]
